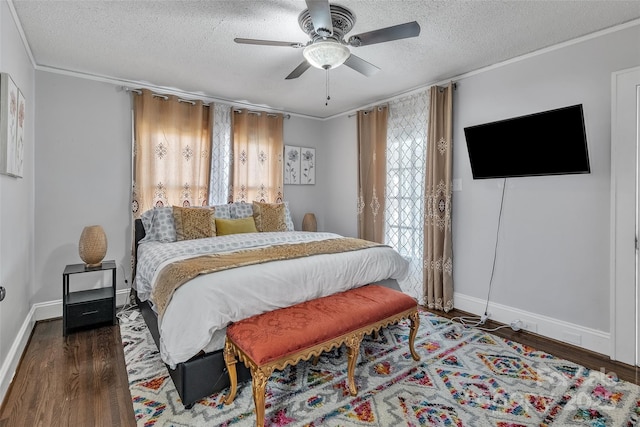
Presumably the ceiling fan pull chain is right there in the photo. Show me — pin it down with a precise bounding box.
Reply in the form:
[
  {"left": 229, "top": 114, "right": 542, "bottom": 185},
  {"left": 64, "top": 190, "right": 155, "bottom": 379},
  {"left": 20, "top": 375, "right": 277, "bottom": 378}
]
[{"left": 325, "top": 68, "right": 331, "bottom": 106}]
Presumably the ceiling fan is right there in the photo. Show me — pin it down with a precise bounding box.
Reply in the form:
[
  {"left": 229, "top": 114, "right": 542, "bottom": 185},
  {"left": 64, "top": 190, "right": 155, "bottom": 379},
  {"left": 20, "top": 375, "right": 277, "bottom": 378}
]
[{"left": 234, "top": 0, "right": 421, "bottom": 80}]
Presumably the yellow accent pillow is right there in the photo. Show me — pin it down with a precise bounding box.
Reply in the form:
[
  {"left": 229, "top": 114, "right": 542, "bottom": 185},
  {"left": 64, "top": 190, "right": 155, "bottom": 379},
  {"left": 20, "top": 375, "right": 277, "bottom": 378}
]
[
  {"left": 172, "top": 206, "right": 216, "bottom": 241},
  {"left": 215, "top": 217, "right": 258, "bottom": 236},
  {"left": 252, "top": 202, "right": 287, "bottom": 232}
]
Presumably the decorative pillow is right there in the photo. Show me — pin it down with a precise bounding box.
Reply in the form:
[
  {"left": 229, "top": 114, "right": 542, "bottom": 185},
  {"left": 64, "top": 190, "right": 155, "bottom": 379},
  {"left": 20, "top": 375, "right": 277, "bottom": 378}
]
[
  {"left": 173, "top": 206, "right": 216, "bottom": 241},
  {"left": 283, "top": 201, "right": 294, "bottom": 231},
  {"left": 139, "top": 208, "right": 155, "bottom": 238},
  {"left": 139, "top": 207, "right": 177, "bottom": 243},
  {"left": 212, "top": 204, "right": 232, "bottom": 219},
  {"left": 230, "top": 201, "right": 254, "bottom": 219},
  {"left": 230, "top": 201, "right": 294, "bottom": 231},
  {"left": 215, "top": 217, "right": 258, "bottom": 236},
  {"left": 252, "top": 202, "right": 288, "bottom": 232}
]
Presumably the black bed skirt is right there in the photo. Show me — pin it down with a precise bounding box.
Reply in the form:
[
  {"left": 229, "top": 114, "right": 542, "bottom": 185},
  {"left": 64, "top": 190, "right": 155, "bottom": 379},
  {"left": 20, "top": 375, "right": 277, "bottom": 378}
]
[{"left": 136, "top": 295, "right": 251, "bottom": 408}]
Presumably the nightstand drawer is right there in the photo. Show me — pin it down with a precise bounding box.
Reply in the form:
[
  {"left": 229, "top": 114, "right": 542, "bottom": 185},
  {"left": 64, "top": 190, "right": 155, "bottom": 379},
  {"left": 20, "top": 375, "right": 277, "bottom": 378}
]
[{"left": 66, "top": 299, "right": 113, "bottom": 329}]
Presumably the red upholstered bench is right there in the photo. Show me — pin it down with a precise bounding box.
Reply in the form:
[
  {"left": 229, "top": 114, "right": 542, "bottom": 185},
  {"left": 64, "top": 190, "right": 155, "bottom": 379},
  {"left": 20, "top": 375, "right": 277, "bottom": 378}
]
[{"left": 222, "top": 284, "right": 420, "bottom": 427}]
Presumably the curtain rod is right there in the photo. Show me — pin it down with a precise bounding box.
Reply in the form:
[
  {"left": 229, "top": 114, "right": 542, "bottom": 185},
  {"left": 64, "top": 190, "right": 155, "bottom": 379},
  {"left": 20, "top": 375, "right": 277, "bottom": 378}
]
[
  {"left": 347, "top": 104, "right": 388, "bottom": 118},
  {"left": 347, "top": 82, "right": 457, "bottom": 118},
  {"left": 123, "top": 86, "right": 290, "bottom": 118},
  {"left": 125, "top": 87, "right": 210, "bottom": 106},
  {"left": 153, "top": 94, "right": 198, "bottom": 106},
  {"left": 233, "top": 108, "right": 291, "bottom": 119}
]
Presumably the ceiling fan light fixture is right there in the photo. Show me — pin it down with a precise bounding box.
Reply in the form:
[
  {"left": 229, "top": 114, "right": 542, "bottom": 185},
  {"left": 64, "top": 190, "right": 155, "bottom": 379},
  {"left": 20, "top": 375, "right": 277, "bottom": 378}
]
[{"left": 303, "top": 41, "right": 350, "bottom": 70}]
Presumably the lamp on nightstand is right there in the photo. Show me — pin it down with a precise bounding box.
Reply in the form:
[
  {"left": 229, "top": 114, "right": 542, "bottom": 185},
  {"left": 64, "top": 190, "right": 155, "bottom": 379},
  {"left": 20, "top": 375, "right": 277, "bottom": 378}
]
[
  {"left": 302, "top": 213, "right": 317, "bottom": 232},
  {"left": 78, "top": 225, "right": 107, "bottom": 267}
]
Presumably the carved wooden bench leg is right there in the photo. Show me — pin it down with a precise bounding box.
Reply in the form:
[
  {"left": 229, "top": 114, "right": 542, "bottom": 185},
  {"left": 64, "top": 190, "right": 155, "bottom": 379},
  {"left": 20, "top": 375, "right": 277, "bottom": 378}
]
[
  {"left": 345, "top": 333, "right": 364, "bottom": 396},
  {"left": 251, "top": 367, "right": 272, "bottom": 427},
  {"left": 408, "top": 311, "right": 421, "bottom": 361},
  {"left": 223, "top": 340, "right": 238, "bottom": 405}
]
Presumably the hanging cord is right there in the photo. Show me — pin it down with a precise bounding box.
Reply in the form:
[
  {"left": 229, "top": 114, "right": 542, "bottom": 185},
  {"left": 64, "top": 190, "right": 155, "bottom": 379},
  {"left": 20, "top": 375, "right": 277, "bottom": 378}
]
[
  {"left": 483, "top": 177, "right": 507, "bottom": 317},
  {"left": 116, "top": 262, "right": 139, "bottom": 322},
  {"left": 445, "top": 177, "right": 507, "bottom": 329},
  {"left": 443, "top": 315, "right": 514, "bottom": 333},
  {"left": 325, "top": 66, "right": 331, "bottom": 106}
]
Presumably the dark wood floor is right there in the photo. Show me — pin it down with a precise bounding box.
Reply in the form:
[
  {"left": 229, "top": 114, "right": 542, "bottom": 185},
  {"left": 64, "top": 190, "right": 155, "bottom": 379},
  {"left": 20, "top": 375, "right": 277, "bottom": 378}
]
[
  {"left": 0, "top": 309, "right": 638, "bottom": 427},
  {"left": 0, "top": 320, "right": 135, "bottom": 427}
]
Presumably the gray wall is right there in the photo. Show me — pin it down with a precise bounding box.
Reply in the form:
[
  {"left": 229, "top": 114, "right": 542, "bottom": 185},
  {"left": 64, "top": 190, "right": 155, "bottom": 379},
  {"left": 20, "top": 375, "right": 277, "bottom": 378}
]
[
  {"left": 34, "top": 71, "right": 132, "bottom": 302},
  {"left": 322, "top": 25, "right": 640, "bottom": 339},
  {"left": 283, "top": 116, "right": 327, "bottom": 231},
  {"left": 318, "top": 114, "right": 359, "bottom": 237},
  {"left": 0, "top": 0, "right": 35, "bottom": 397},
  {"left": 452, "top": 25, "right": 640, "bottom": 332}
]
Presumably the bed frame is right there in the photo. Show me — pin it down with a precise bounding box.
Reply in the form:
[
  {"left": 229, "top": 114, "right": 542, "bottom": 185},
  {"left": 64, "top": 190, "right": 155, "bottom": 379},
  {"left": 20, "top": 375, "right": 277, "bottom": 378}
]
[
  {"left": 133, "top": 218, "right": 402, "bottom": 409},
  {"left": 134, "top": 219, "right": 251, "bottom": 409}
]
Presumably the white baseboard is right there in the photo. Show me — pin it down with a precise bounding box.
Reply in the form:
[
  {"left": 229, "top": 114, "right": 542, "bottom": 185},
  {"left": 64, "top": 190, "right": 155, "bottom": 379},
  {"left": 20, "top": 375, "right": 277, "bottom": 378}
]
[
  {"left": 0, "top": 289, "right": 131, "bottom": 405},
  {"left": 0, "top": 304, "right": 36, "bottom": 405},
  {"left": 454, "top": 292, "right": 610, "bottom": 357}
]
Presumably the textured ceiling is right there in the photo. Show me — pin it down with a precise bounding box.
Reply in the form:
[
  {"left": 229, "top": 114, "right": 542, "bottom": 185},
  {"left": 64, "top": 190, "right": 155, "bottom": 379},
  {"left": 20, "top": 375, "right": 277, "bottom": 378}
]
[{"left": 11, "top": 0, "right": 640, "bottom": 118}]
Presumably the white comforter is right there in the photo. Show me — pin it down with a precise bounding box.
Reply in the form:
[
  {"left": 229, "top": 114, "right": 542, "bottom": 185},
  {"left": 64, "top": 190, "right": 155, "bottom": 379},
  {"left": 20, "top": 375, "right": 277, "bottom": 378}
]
[{"left": 134, "top": 231, "right": 409, "bottom": 368}]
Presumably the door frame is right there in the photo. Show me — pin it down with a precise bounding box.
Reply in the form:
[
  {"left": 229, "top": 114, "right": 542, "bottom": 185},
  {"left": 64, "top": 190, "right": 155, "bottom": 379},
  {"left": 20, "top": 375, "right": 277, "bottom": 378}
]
[{"left": 610, "top": 66, "right": 640, "bottom": 365}]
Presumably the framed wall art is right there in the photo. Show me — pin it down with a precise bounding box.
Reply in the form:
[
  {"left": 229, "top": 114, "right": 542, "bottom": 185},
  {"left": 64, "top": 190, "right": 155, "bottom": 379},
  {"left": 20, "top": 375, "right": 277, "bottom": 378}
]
[
  {"left": 0, "top": 73, "right": 24, "bottom": 178},
  {"left": 284, "top": 145, "right": 301, "bottom": 184},
  {"left": 300, "top": 147, "right": 315, "bottom": 185},
  {"left": 284, "top": 145, "right": 315, "bottom": 185}
]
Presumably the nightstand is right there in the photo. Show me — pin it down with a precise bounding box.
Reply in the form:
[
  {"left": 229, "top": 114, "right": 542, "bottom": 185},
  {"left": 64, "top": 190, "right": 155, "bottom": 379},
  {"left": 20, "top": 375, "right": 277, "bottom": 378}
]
[{"left": 63, "top": 260, "right": 116, "bottom": 336}]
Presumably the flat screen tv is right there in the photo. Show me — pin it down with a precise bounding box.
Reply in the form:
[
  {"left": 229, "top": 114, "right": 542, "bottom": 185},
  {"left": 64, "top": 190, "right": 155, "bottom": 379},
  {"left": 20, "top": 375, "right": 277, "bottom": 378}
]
[{"left": 464, "top": 104, "right": 590, "bottom": 179}]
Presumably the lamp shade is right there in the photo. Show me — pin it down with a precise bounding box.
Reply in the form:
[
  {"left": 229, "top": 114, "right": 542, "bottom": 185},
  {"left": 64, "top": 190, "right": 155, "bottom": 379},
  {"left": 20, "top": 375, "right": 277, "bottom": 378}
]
[
  {"left": 303, "top": 41, "right": 350, "bottom": 70},
  {"left": 79, "top": 225, "right": 107, "bottom": 267},
  {"left": 302, "top": 213, "right": 317, "bottom": 232}
]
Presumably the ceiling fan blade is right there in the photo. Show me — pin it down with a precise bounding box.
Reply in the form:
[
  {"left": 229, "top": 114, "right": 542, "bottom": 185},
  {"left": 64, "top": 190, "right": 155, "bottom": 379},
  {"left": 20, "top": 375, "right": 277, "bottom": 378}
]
[
  {"left": 234, "top": 38, "right": 303, "bottom": 48},
  {"left": 305, "top": 0, "right": 333, "bottom": 37},
  {"left": 344, "top": 54, "right": 380, "bottom": 77},
  {"left": 285, "top": 61, "right": 312, "bottom": 80},
  {"left": 348, "top": 21, "right": 421, "bottom": 47}
]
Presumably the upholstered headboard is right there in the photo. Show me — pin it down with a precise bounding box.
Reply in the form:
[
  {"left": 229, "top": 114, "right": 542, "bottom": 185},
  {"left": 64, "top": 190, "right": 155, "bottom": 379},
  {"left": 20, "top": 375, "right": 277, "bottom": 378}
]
[{"left": 133, "top": 219, "right": 146, "bottom": 282}]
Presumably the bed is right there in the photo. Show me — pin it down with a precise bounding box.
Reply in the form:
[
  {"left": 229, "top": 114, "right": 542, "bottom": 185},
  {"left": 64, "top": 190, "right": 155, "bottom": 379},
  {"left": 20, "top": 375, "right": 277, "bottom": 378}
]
[{"left": 132, "top": 202, "right": 409, "bottom": 408}]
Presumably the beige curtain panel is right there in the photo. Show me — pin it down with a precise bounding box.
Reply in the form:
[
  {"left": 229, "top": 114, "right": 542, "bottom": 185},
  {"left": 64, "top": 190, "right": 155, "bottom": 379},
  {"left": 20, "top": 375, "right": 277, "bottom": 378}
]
[
  {"left": 231, "top": 110, "right": 284, "bottom": 203},
  {"left": 132, "top": 89, "right": 212, "bottom": 217},
  {"left": 424, "top": 83, "right": 454, "bottom": 312},
  {"left": 357, "top": 107, "right": 388, "bottom": 243}
]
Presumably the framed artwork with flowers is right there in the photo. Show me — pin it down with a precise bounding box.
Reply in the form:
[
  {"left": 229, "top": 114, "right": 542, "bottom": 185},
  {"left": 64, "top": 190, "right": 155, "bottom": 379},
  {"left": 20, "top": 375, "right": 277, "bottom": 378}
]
[
  {"left": 300, "top": 147, "right": 315, "bottom": 184},
  {"left": 284, "top": 145, "right": 315, "bottom": 185},
  {"left": 284, "top": 145, "right": 300, "bottom": 184},
  {"left": 0, "top": 73, "right": 24, "bottom": 178}
]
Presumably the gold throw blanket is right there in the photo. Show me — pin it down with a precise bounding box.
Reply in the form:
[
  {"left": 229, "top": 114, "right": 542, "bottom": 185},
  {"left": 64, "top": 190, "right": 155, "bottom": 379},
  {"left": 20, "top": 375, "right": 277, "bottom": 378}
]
[{"left": 152, "top": 237, "right": 383, "bottom": 317}]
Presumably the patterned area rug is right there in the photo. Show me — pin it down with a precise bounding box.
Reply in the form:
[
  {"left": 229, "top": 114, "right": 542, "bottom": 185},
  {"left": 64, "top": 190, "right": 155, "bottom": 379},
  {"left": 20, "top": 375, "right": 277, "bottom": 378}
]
[{"left": 121, "top": 310, "right": 640, "bottom": 426}]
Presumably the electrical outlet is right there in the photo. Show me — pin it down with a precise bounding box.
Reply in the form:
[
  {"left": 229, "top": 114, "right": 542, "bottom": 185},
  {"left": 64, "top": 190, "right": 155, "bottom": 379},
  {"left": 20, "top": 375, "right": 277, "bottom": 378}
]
[
  {"left": 563, "top": 331, "right": 582, "bottom": 345},
  {"left": 510, "top": 320, "right": 522, "bottom": 331},
  {"left": 522, "top": 321, "right": 537, "bottom": 333}
]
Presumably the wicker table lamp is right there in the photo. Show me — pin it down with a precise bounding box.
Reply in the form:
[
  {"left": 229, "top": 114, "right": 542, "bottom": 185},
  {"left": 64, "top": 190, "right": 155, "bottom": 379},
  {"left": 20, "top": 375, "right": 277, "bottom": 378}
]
[
  {"left": 302, "top": 213, "right": 317, "bottom": 232},
  {"left": 78, "top": 225, "right": 107, "bottom": 267}
]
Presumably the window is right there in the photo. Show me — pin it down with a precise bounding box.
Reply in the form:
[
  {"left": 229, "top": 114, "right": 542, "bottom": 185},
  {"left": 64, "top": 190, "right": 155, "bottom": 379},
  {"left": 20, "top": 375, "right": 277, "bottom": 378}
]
[
  {"left": 132, "top": 90, "right": 211, "bottom": 216},
  {"left": 230, "top": 110, "right": 284, "bottom": 203},
  {"left": 384, "top": 91, "right": 429, "bottom": 302},
  {"left": 209, "top": 104, "right": 232, "bottom": 205}
]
